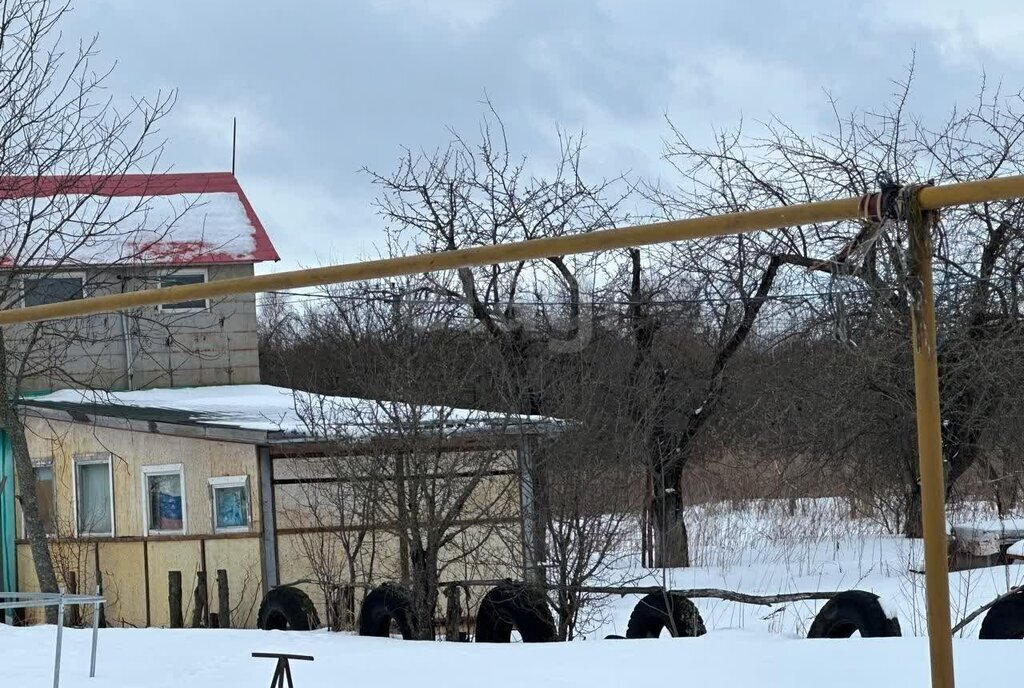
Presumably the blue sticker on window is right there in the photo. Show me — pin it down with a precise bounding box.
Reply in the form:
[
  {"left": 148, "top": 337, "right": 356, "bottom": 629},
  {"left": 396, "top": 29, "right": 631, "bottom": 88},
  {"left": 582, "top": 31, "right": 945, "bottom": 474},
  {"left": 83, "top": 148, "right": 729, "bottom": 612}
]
[{"left": 216, "top": 487, "right": 247, "bottom": 528}]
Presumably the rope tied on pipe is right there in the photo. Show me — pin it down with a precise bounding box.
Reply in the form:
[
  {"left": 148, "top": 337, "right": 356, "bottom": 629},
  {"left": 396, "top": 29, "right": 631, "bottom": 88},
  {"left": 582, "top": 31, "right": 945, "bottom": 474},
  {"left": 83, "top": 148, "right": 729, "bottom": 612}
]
[
  {"left": 849, "top": 175, "right": 934, "bottom": 263},
  {"left": 848, "top": 177, "right": 941, "bottom": 347},
  {"left": 813, "top": 175, "right": 934, "bottom": 276},
  {"left": 811, "top": 175, "right": 935, "bottom": 343},
  {"left": 858, "top": 172, "right": 935, "bottom": 222}
]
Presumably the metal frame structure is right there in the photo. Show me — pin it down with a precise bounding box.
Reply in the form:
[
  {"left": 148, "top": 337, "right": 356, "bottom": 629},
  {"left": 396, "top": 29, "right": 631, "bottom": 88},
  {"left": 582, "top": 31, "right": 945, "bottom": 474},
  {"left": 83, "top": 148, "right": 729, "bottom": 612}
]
[
  {"left": 0, "top": 590, "right": 105, "bottom": 688},
  {"left": 4, "top": 174, "right": 1023, "bottom": 687}
]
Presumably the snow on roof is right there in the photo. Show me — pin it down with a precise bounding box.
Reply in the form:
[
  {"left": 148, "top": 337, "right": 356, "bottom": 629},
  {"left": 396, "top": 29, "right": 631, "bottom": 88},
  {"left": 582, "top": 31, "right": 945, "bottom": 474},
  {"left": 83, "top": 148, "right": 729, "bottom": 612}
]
[
  {"left": 951, "top": 519, "right": 1024, "bottom": 541},
  {"left": 0, "top": 173, "right": 279, "bottom": 267},
  {"left": 26, "top": 384, "right": 558, "bottom": 439}
]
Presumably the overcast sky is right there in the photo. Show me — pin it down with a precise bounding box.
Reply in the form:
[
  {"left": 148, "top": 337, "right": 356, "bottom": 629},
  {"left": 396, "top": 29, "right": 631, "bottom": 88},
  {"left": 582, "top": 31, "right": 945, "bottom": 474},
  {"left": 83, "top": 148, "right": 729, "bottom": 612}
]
[{"left": 65, "top": 1, "right": 1024, "bottom": 273}]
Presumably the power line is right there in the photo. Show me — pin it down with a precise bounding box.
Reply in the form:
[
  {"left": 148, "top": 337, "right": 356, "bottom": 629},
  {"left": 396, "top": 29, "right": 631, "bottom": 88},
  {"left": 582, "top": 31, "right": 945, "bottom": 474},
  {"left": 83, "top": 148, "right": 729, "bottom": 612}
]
[{"left": 262, "top": 274, "right": 1013, "bottom": 309}]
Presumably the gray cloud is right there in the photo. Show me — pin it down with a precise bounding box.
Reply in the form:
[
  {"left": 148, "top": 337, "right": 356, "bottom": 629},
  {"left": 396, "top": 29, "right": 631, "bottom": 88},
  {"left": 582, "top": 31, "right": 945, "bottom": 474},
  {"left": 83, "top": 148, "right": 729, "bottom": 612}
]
[{"left": 65, "top": 1, "right": 1022, "bottom": 272}]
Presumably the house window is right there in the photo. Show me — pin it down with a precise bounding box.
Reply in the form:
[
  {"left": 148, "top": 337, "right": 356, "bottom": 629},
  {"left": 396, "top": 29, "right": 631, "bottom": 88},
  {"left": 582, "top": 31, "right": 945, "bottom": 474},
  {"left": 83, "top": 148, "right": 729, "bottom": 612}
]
[
  {"left": 142, "top": 464, "right": 186, "bottom": 535},
  {"left": 209, "top": 476, "right": 250, "bottom": 532},
  {"left": 74, "top": 456, "right": 113, "bottom": 536},
  {"left": 158, "top": 271, "right": 208, "bottom": 311},
  {"left": 23, "top": 275, "right": 84, "bottom": 306},
  {"left": 22, "top": 462, "right": 56, "bottom": 537}
]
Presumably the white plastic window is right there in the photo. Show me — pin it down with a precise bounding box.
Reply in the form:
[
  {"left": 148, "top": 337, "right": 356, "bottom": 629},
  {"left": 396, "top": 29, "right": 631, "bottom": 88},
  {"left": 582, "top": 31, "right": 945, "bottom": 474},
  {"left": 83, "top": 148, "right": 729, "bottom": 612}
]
[
  {"left": 209, "top": 476, "right": 250, "bottom": 532},
  {"left": 75, "top": 456, "right": 113, "bottom": 536},
  {"left": 142, "top": 464, "right": 186, "bottom": 535}
]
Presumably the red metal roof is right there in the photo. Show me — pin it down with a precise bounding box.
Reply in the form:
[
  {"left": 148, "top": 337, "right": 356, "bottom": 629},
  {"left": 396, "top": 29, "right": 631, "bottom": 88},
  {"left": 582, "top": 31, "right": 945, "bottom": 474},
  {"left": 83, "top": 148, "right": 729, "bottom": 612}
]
[{"left": 0, "top": 172, "right": 280, "bottom": 266}]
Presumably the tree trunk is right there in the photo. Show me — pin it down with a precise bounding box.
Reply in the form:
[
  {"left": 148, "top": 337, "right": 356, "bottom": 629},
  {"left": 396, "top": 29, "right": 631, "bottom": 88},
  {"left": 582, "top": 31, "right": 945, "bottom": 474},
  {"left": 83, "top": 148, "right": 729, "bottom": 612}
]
[
  {"left": 647, "top": 421, "right": 691, "bottom": 567},
  {"left": 409, "top": 545, "right": 439, "bottom": 640},
  {"left": 0, "top": 392, "right": 60, "bottom": 622},
  {"left": 443, "top": 584, "right": 461, "bottom": 641},
  {"left": 903, "top": 485, "right": 923, "bottom": 539},
  {"left": 651, "top": 467, "right": 690, "bottom": 568},
  {"left": 555, "top": 588, "right": 580, "bottom": 641}
]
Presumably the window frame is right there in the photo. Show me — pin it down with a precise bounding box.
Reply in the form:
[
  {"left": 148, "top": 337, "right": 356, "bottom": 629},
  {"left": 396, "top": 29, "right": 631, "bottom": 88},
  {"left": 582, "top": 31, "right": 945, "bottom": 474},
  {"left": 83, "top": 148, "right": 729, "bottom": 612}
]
[
  {"left": 208, "top": 475, "right": 251, "bottom": 534},
  {"left": 21, "top": 459, "right": 56, "bottom": 539},
  {"left": 72, "top": 453, "right": 115, "bottom": 538},
  {"left": 157, "top": 269, "right": 209, "bottom": 312},
  {"left": 21, "top": 271, "right": 87, "bottom": 308},
  {"left": 141, "top": 463, "right": 188, "bottom": 536}
]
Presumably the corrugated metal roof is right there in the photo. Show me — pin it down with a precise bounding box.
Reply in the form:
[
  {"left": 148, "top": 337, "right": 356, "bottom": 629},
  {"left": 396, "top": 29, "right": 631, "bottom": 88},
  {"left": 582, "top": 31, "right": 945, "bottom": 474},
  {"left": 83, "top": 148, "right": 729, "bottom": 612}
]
[{"left": 21, "top": 385, "right": 565, "bottom": 443}]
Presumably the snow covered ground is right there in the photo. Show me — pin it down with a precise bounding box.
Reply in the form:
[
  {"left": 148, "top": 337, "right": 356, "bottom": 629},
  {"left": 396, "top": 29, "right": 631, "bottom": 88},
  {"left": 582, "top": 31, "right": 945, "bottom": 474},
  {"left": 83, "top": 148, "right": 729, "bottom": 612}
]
[
  {"left": 591, "top": 498, "right": 1024, "bottom": 640},
  {"left": 7, "top": 497, "right": 1024, "bottom": 687},
  {"left": 7, "top": 625, "right": 1023, "bottom": 688}
]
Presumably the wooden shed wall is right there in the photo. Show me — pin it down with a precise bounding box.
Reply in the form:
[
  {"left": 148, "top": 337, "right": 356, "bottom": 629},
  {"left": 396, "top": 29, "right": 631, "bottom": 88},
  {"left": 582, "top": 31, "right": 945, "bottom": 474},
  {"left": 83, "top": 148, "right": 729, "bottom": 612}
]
[
  {"left": 14, "top": 413, "right": 531, "bottom": 630},
  {"left": 14, "top": 415, "right": 264, "bottom": 627}
]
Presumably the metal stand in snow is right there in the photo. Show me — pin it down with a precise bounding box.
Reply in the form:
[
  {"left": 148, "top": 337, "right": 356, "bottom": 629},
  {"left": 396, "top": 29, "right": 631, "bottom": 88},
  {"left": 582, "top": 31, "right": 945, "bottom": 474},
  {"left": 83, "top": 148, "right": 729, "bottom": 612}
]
[
  {"left": 0, "top": 589, "right": 105, "bottom": 688},
  {"left": 253, "top": 652, "right": 314, "bottom": 688}
]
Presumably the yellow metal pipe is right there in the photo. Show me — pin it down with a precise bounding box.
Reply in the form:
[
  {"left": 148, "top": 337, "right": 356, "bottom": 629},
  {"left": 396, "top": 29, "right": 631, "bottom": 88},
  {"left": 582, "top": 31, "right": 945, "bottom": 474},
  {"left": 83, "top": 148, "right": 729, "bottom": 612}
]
[
  {"left": 1, "top": 173, "right": 1024, "bottom": 326},
  {"left": 909, "top": 211, "right": 955, "bottom": 688},
  {"left": 0, "top": 172, "right": 1003, "bottom": 688}
]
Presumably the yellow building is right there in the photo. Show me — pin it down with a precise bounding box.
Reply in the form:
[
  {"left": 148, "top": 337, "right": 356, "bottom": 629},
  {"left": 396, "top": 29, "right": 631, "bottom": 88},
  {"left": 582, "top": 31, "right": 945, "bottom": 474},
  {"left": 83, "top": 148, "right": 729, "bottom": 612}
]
[{"left": 5, "top": 384, "right": 550, "bottom": 629}]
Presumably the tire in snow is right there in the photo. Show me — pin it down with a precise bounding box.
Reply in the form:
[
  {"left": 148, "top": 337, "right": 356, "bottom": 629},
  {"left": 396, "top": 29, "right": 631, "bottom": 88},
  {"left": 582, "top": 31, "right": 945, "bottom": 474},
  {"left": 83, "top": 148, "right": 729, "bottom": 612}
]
[
  {"left": 625, "top": 592, "right": 706, "bottom": 638},
  {"left": 257, "top": 585, "right": 320, "bottom": 631},
  {"left": 979, "top": 592, "right": 1024, "bottom": 639},
  {"left": 474, "top": 582, "right": 557, "bottom": 642},
  {"left": 807, "top": 590, "right": 901, "bottom": 638},
  {"left": 358, "top": 583, "right": 418, "bottom": 639}
]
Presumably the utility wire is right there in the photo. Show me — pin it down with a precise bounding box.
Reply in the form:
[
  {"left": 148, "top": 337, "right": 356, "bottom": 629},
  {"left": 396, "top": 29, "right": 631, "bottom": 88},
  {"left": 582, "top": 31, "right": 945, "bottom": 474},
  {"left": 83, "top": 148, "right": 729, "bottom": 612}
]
[{"left": 262, "top": 274, "right": 1017, "bottom": 309}]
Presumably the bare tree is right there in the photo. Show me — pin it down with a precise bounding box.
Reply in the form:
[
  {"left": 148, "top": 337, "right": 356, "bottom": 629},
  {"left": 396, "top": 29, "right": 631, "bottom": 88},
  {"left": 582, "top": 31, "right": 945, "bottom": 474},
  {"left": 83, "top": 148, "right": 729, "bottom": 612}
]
[
  {"left": 281, "top": 392, "right": 385, "bottom": 631},
  {"left": 366, "top": 105, "right": 627, "bottom": 583},
  {"left": 0, "top": 0, "right": 174, "bottom": 617},
  {"left": 624, "top": 181, "right": 812, "bottom": 566},
  {"left": 538, "top": 359, "right": 645, "bottom": 639},
  {"left": 277, "top": 284, "right": 529, "bottom": 639},
  {"left": 649, "top": 69, "right": 1024, "bottom": 541}
]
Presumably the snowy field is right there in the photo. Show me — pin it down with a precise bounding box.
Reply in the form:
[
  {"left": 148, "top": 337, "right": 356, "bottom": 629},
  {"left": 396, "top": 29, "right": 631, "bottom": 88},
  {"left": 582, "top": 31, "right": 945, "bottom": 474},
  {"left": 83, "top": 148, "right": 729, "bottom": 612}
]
[
  {"left": 593, "top": 498, "right": 1024, "bottom": 640},
  {"left": 6, "top": 625, "right": 1023, "bottom": 688},
  {"left": 8, "top": 498, "right": 1024, "bottom": 687}
]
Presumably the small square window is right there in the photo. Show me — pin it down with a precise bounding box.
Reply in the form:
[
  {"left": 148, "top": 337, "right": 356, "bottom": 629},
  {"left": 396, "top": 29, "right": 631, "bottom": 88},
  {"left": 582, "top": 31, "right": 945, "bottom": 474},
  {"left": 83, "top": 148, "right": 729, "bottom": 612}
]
[
  {"left": 142, "top": 465, "right": 186, "bottom": 535},
  {"left": 210, "top": 476, "right": 250, "bottom": 532},
  {"left": 75, "top": 458, "right": 113, "bottom": 536},
  {"left": 24, "top": 275, "right": 84, "bottom": 306},
  {"left": 159, "top": 272, "right": 207, "bottom": 310}
]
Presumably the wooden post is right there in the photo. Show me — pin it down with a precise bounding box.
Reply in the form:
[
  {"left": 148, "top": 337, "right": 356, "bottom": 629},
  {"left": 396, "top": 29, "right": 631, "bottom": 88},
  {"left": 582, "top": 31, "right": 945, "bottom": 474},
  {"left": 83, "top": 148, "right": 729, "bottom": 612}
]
[
  {"left": 168, "top": 571, "right": 183, "bottom": 628},
  {"left": 66, "top": 570, "right": 81, "bottom": 626},
  {"left": 94, "top": 547, "right": 107, "bottom": 628},
  {"left": 340, "top": 585, "right": 354, "bottom": 631},
  {"left": 327, "top": 586, "right": 341, "bottom": 632},
  {"left": 199, "top": 540, "right": 210, "bottom": 628},
  {"left": 191, "top": 571, "right": 208, "bottom": 628},
  {"left": 444, "top": 584, "right": 461, "bottom": 642},
  {"left": 217, "top": 569, "right": 230, "bottom": 629},
  {"left": 258, "top": 445, "right": 280, "bottom": 596}
]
